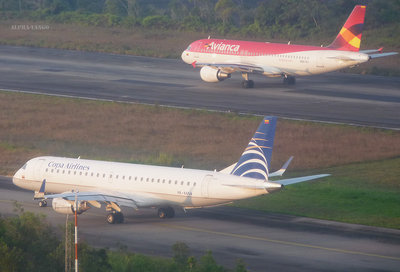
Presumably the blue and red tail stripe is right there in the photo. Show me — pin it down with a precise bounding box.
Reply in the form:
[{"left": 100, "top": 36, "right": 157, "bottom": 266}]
[{"left": 231, "top": 116, "right": 277, "bottom": 180}]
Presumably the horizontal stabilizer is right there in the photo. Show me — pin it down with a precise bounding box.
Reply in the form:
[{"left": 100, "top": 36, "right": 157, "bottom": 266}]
[
  {"left": 369, "top": 52, "right": 398, "bottom": 59},
  {"left": 276, "top": 174, "right": 330, "bottom": 186},
  {"left": 360, "top": 48, "right": 383, "bottom": 54},
  {"left": 269, "top": 156, "right": 294, "bottom": 177}
]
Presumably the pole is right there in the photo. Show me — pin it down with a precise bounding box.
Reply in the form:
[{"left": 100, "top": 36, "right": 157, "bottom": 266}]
[
  {"left": 74, "top": 192, "right": 78, "bottom": 272},
  {"left": 65, "top": 214, "right": 68, "bottom": 272}
]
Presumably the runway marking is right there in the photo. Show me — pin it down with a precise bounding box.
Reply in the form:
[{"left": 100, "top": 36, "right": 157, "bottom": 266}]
[
  {"left": 159, "top": 223, "right": 400, "bottom": 262},
  {"left": 1, "top": 88, "right": 398, "bottom": 131}
]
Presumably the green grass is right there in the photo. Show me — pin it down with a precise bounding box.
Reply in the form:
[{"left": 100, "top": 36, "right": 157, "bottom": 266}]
[
  {"left": 235, "top": 157, "right": 400, "bottom": 229},
  {"left": 1, "top": 90, "right": 399, "bottom": 229}
]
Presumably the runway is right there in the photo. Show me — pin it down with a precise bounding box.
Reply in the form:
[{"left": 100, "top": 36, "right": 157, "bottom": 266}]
[
  {"left": 0, "top": 45, "right": 399, "bottom": 129},
  {"left": 1, "top": 176, "right": 399, "bottom": 271}
]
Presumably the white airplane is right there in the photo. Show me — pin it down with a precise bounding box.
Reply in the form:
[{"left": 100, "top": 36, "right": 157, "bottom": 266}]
[
  {"left": 181, "top": 5, "right": 398, "bottom": 88},
  {"left": 13, "top": 116, "right": 329, "bottom": 224}
]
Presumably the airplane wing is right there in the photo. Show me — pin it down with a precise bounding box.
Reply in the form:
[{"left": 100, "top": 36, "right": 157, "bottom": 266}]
[
  {"left": 275, "top": 174, "right": 330, "bottom": 186},
  {"left": 45, "top": 190, "right": 139, "bottom": 209},
  {"left": 193, "top": 62, "right": 283, "bottom": 76}
]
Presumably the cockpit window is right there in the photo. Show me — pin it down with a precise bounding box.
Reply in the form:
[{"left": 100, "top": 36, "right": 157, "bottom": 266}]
[
  {"left": 22, "top": 163, "right": 27, "bottom": 170},
  {"left": 186, "top": 45, "right": 191, "bottom": 51}
]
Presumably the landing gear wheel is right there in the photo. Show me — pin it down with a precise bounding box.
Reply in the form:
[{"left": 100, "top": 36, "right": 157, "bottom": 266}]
[
  {"left": 107, "top": 213, "right": 116, "bottom": 224},
  {"left": 106, "top": 212, "right": 124, "bottom": 224},
  {"left": 115, "top": 212, "right": 124, "bottom": 223},
  {"left": 242, "top": 80, "right": 254, "bottom": 89},
  {"left": 39, "top": 200, "right": 47, "bottom": 207},
  {"left": 158, "top": 207, "right": 175, "bottom": 219},
  {"left": 283, "top": 76, "right": 296, "bottom": 85},
  {"left": 158, "top": 208, "right": 167, "bottom": 219},
  {"left": 166, "top": 207, "right": 175, "bottom": 218}
]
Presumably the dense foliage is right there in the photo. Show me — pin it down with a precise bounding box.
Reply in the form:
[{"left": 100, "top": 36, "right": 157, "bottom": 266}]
[
  {"left": 1, "top": 0, "right": 399, "bottom": 39},
  {"left": 0, "top": 210, "right": 247, "bottom": 271}
]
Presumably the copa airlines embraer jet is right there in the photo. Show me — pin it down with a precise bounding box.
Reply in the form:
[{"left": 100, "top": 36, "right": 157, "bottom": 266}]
[
  {"left": 13, "top": 117, "right": 329, "bottom": 224},
  {"left": 181, "top": 5, "right": 397, "bottom": 88}
]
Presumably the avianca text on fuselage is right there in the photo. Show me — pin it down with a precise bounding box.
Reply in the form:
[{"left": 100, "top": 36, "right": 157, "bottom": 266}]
[
  {"left": 204, "top": 41, "right": 240, "bottom": 53},
  {"left": 181, "top": 5, "right": 397, "bottom": 88}
]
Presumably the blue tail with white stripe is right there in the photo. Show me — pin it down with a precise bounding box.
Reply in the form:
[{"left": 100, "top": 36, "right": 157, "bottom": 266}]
[{"left": 231, "top": 116, "right": 277, "bottom": 180}]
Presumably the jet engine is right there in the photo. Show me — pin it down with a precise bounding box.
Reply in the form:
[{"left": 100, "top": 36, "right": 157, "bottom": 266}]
[
  {"left": 52, "top": 198, "right": 90, "bottom": 214},
  {"left": 200, "top": 66, "right": 231, "bottom": 82}
]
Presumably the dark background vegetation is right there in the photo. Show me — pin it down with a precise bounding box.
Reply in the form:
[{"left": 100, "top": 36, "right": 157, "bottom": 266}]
[{"left": 1, "top": 0, "right": 398, "bottom": 41}]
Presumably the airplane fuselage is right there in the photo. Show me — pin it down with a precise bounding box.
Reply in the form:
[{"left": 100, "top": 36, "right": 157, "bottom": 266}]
[
  {"left": 182, "top": 39, "right": 370, "bottom": 77},
  {"left": 13, "top": 156, "right": 274, "bottom": 209}
]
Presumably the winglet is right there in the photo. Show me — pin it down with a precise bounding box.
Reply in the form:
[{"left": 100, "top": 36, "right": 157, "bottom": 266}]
[
  {"left": 269, "top": 156, "right": 294, "bottom": 177},
  {"left": 191, "top": 61, "right": 197, "bottom": 68}
]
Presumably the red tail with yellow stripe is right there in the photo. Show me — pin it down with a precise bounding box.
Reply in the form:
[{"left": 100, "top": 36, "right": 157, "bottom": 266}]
[{"left": 328, "top": 5, "right": 366, "bottom": 52}]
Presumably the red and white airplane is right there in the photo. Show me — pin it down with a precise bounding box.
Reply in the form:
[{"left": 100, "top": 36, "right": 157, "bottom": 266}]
[{"left": 181, "top": 5, "right": 397, "bottom": 88}]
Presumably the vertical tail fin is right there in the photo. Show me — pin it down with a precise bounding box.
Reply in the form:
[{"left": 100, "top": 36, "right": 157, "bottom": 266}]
[
  {"left": 327, "top": 5, "right": 366, "bottom": 52},
  {"left": 231, "top": 116, "right": 277, "bottom": 180}
]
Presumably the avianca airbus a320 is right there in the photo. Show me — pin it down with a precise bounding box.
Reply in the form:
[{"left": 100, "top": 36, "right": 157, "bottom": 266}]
[
  {"left": 13, "top": 117, "right": 328, "bottom": 224},
  {"left": 182, "top": 5, "right": 397, "bottom": 88}
]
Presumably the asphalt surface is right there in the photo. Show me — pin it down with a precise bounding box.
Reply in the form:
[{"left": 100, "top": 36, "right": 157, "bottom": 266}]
[
  {"left": 1, "top": 176, "right": 399, "bottom": 271},
  {"left": 0, "top": 45, "right": 399, "bottom": 129}
]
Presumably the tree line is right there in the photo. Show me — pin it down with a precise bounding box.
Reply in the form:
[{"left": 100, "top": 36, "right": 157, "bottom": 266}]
[
  {"left": 0, "top": 208, "right": 247, "bottom": 271},
  {"left": 1, "top": 0, "right": 399, "bottom": 39}
]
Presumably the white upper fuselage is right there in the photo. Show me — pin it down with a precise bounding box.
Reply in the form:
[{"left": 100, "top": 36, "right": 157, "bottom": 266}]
[
  {"left": 13, "top": 156, "right": 271, "bottom": 209},
  {"left": 182, "top": 39, "right": 370, "bottom": 77}
]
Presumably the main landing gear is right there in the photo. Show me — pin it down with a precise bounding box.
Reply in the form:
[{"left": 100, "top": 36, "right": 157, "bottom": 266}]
[
  {"left": 241, "top": 73, "right": 254, "bottom": 89},
  {"left": 283, "top": 75, "right": 296, "bottom": 85},
  {"left": 158, "top": 207, "right": 175, "bottom": 219},
  {"left": 38, "top": 200, "right": 47, "bottom": 207},
  {"left": 106, "top": 211, "right": 124, "bottom": 224}
]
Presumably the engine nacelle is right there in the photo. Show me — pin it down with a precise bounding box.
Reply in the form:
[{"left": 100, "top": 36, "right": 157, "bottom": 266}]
[
  {"left": 52, "top": 198, "right": 90, "bottom": 215},
  {"left": 200, "top": 66, "right": 231, "bottom": 83}
]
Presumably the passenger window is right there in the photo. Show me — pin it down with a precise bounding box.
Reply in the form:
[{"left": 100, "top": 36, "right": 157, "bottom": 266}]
[
  {"left": 57, "top": 169, "right": 59, "bottom": 173},
  {"left": 51, "top": 169, "right": 54, "bottom": 173},
  {"left": 45, "top": 168, "right": 48, "bottom": 172},
  {"left": 187, "top": 182, "right": 190, "bottom": 186},
  {"left": 103, "top": 174, "right": 106, "bottom": 178},
  {"left": 181, "top": 181, "right": 184, "bottom": 185}
]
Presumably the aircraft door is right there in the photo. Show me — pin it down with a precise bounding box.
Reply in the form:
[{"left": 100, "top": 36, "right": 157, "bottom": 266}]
[
  {"left": 201, "top": 175, "right": 212, "bottom": 198},
  {"left": 316, "top": 53, "right": 325, "bottom": 68},
  {"left": 34, "top": 158, "right": 46, "bottom": 180}
]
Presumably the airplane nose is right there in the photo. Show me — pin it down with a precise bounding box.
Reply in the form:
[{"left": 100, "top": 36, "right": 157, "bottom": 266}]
[{"left": 181, "top": 51, "right": 190, "bottom": 64}]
